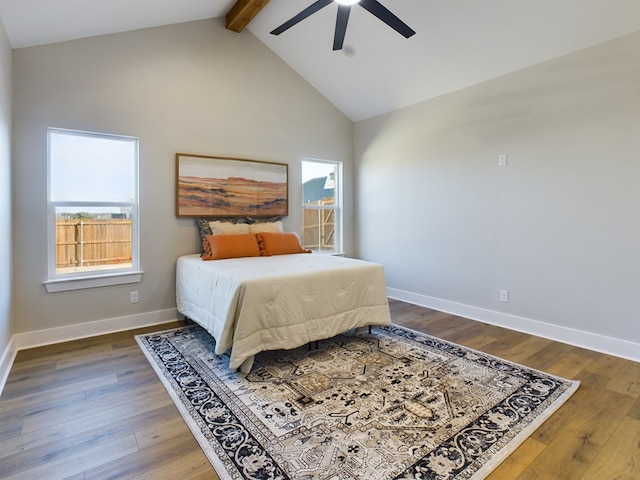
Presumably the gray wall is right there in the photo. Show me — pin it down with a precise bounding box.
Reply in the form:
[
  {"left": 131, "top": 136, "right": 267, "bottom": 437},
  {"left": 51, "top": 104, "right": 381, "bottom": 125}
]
[
  {"left": 355, "top": 32, "right": 640, "bottom": 354},
  {"left": 11, "top": 19, "right": 353, "bottom": 334},
  {"left": 0, "top": 19, "right": 11, "bottom": 362}
]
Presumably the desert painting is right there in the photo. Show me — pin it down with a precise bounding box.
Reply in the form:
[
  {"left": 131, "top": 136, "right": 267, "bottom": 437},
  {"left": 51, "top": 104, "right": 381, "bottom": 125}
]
[{"left": 176, "top": 154, "right": 288, "bottom": 217}]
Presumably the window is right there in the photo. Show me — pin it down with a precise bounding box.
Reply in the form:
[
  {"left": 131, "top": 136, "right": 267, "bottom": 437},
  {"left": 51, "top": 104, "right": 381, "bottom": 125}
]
[
  {"left": 45, "top": 128, "right": 141, "bottom": 292},
  {"left": 301, "top": 159, "right": 342, "bottom": 254}
]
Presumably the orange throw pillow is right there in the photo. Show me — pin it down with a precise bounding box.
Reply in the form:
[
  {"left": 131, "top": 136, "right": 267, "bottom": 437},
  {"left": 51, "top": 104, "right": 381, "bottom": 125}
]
[
  {"left": 202, "top": 234, "right": 261, "bottom": 260},
  {"left": 256, "top": 232, "right": 312, "bottom": 256}
]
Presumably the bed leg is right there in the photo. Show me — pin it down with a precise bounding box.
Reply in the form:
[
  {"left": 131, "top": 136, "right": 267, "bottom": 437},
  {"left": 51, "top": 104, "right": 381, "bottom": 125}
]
[{"left": 239, "top": 356, "right": 255, "bottom": 374}]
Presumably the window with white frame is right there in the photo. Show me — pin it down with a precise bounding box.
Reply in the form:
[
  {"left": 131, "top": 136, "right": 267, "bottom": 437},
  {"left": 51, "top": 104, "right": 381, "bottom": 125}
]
[
  {"left": 301, "top": 159, "right": 342, "bottom": 254},
  {"left": 45, "top": 128, "right": 141, "bottom": 292}
]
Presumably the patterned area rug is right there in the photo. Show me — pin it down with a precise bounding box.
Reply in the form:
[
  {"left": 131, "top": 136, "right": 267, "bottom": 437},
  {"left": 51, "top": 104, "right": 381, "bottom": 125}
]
[{"left": 136, "top": 324, "right": 579, "bottom": 479}]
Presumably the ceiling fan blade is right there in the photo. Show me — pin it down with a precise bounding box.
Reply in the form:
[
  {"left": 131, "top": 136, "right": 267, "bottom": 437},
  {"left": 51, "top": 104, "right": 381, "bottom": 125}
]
[
  {"left": 359, "top": 0, "right": 416, "bottom": 38},
  {"left": 270, "top": 0, "right": 334, "bottom": 35},
  {"left": 333, "top": 5, "right": 351, "bottom": 50}
]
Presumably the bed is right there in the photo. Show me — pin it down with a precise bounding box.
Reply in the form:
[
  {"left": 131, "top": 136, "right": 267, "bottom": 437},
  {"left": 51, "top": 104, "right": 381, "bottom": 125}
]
[{"left": 176, "top": 251, "right": 391, "bottom": 372}]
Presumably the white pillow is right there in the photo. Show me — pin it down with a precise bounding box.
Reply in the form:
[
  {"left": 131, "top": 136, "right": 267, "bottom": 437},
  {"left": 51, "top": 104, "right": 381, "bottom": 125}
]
[
  {"left": 249, "top": 221, "right": 284, "bottom": 233},
  {"left": 209, "top": 220, "right": 250, "bottom": 235}
]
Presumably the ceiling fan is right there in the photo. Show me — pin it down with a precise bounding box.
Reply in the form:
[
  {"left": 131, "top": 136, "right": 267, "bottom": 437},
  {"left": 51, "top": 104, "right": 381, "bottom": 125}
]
[{"left": 270, "top": 0, "right": 416, "bottom": 51}]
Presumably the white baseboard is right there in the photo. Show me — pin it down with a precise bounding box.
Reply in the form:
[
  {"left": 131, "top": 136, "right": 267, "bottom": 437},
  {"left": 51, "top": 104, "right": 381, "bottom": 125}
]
[
  {"left": 0, "top": 335, "right": 18, "bottom": 397},
  {"left": 387, "top": 287, "right": 640, "bottom": 363},
  {"left": 0, "top": 308, "right": 182, "bottom": 397},
  {"left": 3, "top": 293, "right": 637, "bottom": 397}
]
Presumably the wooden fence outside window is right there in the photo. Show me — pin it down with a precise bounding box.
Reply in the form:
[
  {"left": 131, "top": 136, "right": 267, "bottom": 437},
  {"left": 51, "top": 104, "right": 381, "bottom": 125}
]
[
  {"left": 302, "top": 199, "right": 335, "bottom": 251},
  {"left": 55, "top": 219, "right": 132, "bottom": 269}
]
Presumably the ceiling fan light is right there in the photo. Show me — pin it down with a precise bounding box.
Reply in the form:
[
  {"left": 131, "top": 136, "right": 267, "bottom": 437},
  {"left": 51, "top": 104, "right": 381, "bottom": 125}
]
[{"left": 335, "top": 0, "right": 361, "bottom": 5}]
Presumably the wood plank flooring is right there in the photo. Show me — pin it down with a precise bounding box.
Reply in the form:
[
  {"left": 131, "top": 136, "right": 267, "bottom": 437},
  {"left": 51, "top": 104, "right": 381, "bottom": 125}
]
[{"left": 1, "top": 300, "right": 638, "bottom": 479}]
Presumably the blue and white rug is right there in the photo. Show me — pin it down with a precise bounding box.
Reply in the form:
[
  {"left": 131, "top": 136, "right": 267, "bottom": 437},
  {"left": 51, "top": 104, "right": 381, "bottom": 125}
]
[{"left": 136, "top": 324, "right": 579, "bottom": 479}]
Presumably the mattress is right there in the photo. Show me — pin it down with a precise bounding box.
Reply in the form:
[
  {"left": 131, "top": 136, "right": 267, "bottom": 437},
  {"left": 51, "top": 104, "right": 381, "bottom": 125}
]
[{"left": 176, "top": 253, "right": 391, "bottom": 371}]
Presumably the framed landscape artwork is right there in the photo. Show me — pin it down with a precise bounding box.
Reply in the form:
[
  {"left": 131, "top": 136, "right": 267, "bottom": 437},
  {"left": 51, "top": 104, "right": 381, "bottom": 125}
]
[{"left": 176, "top": 153, "right": 288, "bottom": 217}]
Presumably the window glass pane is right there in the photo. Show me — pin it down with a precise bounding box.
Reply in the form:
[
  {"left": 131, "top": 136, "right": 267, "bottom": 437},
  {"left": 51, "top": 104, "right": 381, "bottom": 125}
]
[
  {"left": 50, "top": 129, "right": 136, "bottom": 202},
  {"left": 302, "top": 160, "right": 340, "bottom": 253},
  {"left": 302, "top": 206, "right": 337, "bottom": 252},
  {"left": 54, "top": 206, "right": 133, "bottom": 274},
  {"left": 302, "top": 161, "right": 336, "bottom": 206},
  {"left": 48, "top": 127, "right": 139, "bottom": 283}
]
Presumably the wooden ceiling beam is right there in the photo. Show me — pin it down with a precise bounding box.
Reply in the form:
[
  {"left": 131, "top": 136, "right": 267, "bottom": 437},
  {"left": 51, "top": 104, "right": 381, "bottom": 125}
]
[{"left": 226, "top": 0, "right": 271, "bottom": 32}]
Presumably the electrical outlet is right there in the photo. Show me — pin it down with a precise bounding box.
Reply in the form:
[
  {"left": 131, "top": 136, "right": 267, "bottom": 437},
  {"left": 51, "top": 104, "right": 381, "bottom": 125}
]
[
  {"left": 498, "top": 154, "right": 508, "bottom": 167},
  {"left": 130, "top": 291, "right": 139, "bottom": 304},
  {"left": 499, "top": 290, "right": 509, "bottom": 303}
]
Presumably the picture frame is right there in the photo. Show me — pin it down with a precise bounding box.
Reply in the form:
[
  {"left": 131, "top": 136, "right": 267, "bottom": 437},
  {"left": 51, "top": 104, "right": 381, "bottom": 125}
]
[{"left": 176, "top": 153, "right": 288, "bottom": 218}]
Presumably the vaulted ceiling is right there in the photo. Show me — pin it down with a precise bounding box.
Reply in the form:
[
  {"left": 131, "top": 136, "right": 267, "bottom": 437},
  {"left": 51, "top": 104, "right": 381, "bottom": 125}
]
[{"left": 1, "top": 0, "right": 639, "bottom": 121}]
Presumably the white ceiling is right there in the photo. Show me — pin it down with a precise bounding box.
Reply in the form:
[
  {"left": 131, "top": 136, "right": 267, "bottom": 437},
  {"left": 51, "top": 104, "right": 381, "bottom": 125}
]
[{"left": 1, "top": 0, "right": 639, "bottom": 121}]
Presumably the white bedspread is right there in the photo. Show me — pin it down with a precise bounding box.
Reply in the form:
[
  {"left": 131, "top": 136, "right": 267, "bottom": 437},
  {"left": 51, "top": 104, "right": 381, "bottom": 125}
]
[{"left": 176, "top": 253, "right": 391, "bottom": 371}]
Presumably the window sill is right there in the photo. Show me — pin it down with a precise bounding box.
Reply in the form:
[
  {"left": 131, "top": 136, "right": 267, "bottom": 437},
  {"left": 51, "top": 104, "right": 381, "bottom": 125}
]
[{"left": 44, "top": 270, "right": 143, "bottom": 293}]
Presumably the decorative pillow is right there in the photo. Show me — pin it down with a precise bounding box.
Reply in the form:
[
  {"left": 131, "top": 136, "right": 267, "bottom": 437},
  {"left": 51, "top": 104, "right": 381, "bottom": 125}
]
[
  {"left": 202, "top": 233, "right": 261, "bottom": 260},
  {"left": 249, "top": 221, "right": 284, "bottom": 234},
  {"left": 209, "top": 220, "right": 251, "bottom": 236},
  {"left": 256, "top": 232, "right": 312, "bottom": 256},
  {"left": 196, "top": 218, "right": 250, "bottom": 255},
  {"left": 195, "top": 218, "right": 213, "bottom": 254},
  {"left": 195, "top": 217, "right": 283, "bottom": 255}
]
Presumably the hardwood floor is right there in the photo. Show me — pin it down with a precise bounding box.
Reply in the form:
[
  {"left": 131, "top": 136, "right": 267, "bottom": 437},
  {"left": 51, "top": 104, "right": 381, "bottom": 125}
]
[{"left": 1, "top": 300, "right": 638, "bottom": 479}]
